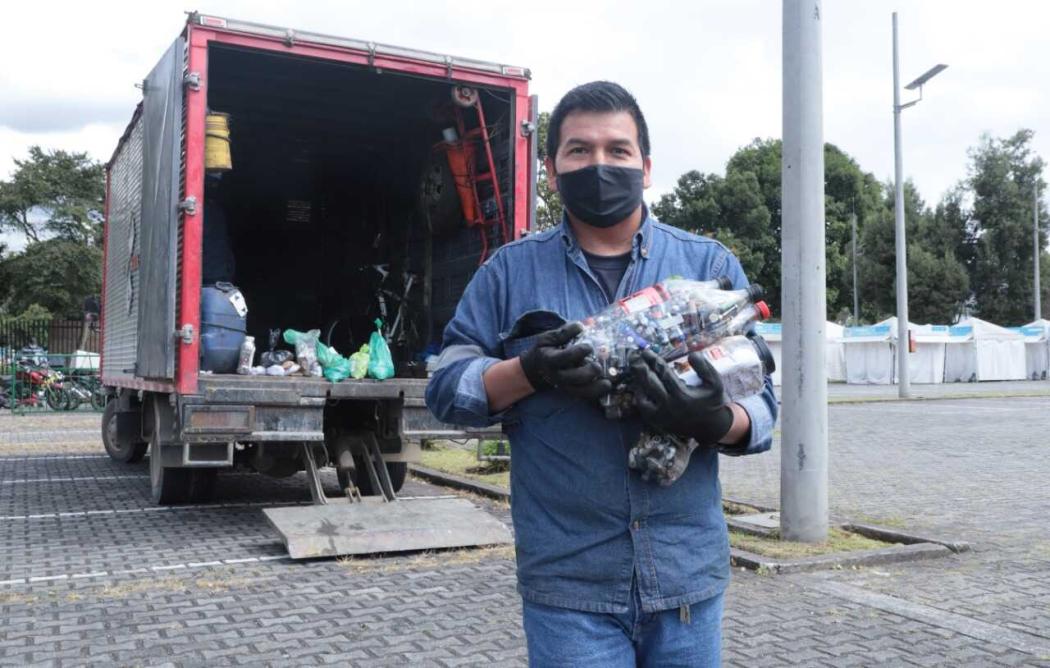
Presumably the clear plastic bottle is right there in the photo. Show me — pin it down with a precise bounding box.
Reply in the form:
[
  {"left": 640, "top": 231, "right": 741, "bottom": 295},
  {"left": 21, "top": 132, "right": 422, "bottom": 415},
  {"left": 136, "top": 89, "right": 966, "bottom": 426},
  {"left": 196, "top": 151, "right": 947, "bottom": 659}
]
[
  {"left": 675, "top": 333, "right": 776, "bottom": 402},
  {"left": 237, "top": 336, "right": 256, "bottom": 375},
  {"left": 573, "top": 277, "right": 770, "bottom": 417}
]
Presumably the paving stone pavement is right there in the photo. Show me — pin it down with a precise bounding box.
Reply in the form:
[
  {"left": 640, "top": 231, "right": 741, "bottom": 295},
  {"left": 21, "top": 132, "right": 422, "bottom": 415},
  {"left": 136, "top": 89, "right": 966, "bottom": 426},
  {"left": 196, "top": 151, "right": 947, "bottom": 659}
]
[{"left": 1, "top": 401, "right": 1049, "bottom": 666}]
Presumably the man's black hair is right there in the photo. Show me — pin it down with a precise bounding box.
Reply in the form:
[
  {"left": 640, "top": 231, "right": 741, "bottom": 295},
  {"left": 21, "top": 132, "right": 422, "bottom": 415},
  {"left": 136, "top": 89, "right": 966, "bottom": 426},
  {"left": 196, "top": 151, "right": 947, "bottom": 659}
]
[{"left": 546, "top": 81, "right": 651, "bottom": 163}]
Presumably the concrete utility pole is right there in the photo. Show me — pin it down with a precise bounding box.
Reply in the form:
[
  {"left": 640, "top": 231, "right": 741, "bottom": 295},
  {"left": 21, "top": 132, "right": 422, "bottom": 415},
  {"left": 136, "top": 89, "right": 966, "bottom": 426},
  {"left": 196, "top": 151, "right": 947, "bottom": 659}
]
[
  {"left": 1036, "top": 183, "right": 1042, "bottom": 322},
  {"left": 891, "top": 13, "right": 947, "bottom": 397},
  {"left": 780, "top": 0, "right": 828, "bottom": 543},
  {"left": 892, "top": 13, "right": 910, "bottom": 397}
]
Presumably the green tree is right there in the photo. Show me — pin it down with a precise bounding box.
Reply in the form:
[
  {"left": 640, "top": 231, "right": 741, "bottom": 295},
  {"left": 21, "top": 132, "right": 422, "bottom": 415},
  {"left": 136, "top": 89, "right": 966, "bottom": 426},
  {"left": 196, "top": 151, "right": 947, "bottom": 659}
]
[
  {"left": 0, "top": 146, "right": 105, "bottom": 246},
  {"left": 654, "top": 139, "right": 884, "bottom": 320},
  {"left": 965, "top": 130, "right": 1047, "bottom": 324},
  {"left": 858, "top": 181, "right": 970, "bottom": 323},
  {"left": 534, "top": 112, "right": 563, "bottom": 230},
  {"left": 0, "top": 239, "right": 102, "bottom": 317}
]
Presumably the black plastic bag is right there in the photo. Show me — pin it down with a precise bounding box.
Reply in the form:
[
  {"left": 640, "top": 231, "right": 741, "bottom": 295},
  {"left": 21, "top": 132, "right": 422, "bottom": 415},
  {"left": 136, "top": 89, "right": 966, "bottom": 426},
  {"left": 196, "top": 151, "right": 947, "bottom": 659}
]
[{"left": 259, "top": 328, "right": 293, "bottom": 367}]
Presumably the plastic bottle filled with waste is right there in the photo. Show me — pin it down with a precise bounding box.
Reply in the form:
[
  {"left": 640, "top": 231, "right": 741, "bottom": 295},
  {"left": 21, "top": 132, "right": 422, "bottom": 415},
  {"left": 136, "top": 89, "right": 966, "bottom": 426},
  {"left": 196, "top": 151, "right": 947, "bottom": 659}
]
[
  {"left": 674, "top": 333, "right": 776, "bottom": 402},
  {"left": 573, "top": 277, "right": 770, "bottom": 418},
  {"left": 629, "top": 333, "right": 775, "bottom": 487},
  {"left": 236, "top": 336, "right": 256, "bottom": 375}
]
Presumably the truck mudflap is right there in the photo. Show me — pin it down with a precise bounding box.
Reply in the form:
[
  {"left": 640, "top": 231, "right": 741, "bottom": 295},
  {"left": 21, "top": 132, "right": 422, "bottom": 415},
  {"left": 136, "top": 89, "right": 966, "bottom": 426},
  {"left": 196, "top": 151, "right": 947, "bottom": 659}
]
[{"left": 263, "top": 497, "right": 512, "bottom": 560}]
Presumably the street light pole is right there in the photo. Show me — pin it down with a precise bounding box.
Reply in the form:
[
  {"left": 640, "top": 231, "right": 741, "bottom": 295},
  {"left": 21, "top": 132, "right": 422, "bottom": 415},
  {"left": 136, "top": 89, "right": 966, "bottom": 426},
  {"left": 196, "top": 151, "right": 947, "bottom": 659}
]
[
  {"left": 1037, "top": 183, "right": 1042, "bottom": 322},
  {"left": 852, "top": 206, "right": 859, "bottom": 323},
  {"left": 891, "top": 13, "right": 946, "bottom": 397},
  {"left": 780, "top": 0, "right": 827, "bottom": 543}
]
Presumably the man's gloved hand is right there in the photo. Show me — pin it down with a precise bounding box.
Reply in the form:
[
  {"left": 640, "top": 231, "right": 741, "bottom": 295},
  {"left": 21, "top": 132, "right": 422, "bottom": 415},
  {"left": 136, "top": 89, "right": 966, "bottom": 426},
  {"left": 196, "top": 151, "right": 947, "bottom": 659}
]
[
  {"left": 628, "top": 348, "right": 734, "bottom": 444},
  {"left": 519, "top": 322, "right": 612, "bottom": 401}
]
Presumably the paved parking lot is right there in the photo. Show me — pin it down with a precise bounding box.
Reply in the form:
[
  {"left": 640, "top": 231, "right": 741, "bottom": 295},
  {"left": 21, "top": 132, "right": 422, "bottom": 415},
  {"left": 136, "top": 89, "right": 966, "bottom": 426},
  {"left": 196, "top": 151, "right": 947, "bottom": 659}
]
[{"left": 1, "top": 391, "right": 1049, "bottom": 666}]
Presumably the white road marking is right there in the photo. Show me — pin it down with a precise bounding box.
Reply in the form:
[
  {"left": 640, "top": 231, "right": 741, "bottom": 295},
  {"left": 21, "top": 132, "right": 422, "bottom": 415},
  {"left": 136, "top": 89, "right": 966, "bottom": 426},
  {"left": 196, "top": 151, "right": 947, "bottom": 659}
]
[
  {"left": 1, "top": 554, "right": 293, "bottom": 590},
  {"left": 1, "top": 475, "right": 147, "bottom": 485}
]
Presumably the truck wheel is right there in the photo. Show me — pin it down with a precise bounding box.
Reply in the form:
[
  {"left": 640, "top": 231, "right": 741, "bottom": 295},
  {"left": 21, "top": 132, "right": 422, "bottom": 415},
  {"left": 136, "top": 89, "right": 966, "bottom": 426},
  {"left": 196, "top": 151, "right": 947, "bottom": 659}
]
[
  {"left": 101, "top": 401, "right": 148, "bottom": 463},
  {"left": 350, "top": 457, "right": 408, "bottom": 496},
  {"left": 150, "top": 438, "right": 191, "bottom": 505}
]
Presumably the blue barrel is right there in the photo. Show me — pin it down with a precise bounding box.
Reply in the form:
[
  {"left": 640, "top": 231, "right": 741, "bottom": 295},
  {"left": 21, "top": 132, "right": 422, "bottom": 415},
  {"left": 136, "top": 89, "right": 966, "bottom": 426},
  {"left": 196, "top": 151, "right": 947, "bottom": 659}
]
[{"left": 200, "top": 282, "right": 247, "bottom": 374}]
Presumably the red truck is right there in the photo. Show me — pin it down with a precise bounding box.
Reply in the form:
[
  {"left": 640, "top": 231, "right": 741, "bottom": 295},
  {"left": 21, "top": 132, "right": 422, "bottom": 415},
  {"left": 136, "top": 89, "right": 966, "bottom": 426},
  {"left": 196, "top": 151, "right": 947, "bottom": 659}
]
[{"left": 100, "top": 14, "right": 532, "bottom": 557}]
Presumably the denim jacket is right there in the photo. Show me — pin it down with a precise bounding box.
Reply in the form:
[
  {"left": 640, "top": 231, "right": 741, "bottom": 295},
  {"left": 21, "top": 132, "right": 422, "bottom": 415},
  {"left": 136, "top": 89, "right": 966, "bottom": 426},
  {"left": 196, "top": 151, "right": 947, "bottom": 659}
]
[{"left": 425, "top": 212, "right": 778, "bottom": 614}]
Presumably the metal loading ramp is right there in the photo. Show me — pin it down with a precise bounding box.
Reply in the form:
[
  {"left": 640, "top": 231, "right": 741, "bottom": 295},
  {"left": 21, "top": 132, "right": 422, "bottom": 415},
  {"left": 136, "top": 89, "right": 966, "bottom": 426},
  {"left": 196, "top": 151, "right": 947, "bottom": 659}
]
[{"left": 264, "top": 497, "right": 512, "bottom": 560}]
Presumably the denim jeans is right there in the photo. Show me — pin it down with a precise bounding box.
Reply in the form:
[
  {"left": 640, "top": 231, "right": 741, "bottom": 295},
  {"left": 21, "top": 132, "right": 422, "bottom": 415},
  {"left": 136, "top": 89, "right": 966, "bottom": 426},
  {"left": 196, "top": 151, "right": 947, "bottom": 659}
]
[{"left": 522, "top": 581, "right": 724, "bottom": 668}]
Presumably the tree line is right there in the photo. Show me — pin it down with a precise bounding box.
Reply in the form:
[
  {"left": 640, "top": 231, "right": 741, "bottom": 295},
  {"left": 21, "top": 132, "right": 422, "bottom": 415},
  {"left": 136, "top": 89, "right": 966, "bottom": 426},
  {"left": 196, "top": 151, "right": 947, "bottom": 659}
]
[
  {"left": 1, "top": 124, "right": 1048, "bottom": 327},
  {"left": 538, "top": 112, "right": 1049, "bottom": 326},
  {"left": 0, "top": 147, "right": 104, "bottom": 320}
]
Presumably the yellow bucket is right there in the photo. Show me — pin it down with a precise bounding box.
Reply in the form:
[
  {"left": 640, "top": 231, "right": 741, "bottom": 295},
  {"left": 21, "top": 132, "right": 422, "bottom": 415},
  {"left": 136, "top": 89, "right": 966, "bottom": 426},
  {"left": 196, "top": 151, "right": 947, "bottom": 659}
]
[{"left": 205, "top": 112, "right": 232, "bottom": 171}]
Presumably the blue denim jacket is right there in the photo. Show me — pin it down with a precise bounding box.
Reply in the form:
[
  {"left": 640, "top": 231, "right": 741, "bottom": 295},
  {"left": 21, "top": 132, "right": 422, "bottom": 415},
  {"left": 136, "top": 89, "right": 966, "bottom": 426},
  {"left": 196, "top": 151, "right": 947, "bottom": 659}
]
[{"left": 425, "top": 212, "right": 778, "bottom": 614}]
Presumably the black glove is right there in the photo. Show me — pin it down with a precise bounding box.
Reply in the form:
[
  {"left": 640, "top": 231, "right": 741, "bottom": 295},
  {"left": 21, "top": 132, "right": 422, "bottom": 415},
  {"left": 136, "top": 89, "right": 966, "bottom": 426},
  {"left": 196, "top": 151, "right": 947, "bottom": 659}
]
[
  {"left": 629, "top": 348, "right": 734, "bottom": 445},
  {"left": 518, "top": 322, "right": 612, "bottom": 401}
]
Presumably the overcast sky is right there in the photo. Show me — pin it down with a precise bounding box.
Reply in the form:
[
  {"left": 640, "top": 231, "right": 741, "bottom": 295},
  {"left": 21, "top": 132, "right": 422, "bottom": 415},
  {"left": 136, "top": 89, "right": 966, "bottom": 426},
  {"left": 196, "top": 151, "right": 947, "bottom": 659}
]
[{"left": 2, "top": 0, "right": 1048, "bottom": 250}]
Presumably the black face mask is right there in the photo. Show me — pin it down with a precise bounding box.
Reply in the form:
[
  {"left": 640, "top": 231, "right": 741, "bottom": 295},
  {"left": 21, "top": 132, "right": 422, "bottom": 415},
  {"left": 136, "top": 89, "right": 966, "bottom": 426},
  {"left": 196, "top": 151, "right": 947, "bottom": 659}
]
[{"left": 556, "top": 164, "right": 645, "bottom": 228}]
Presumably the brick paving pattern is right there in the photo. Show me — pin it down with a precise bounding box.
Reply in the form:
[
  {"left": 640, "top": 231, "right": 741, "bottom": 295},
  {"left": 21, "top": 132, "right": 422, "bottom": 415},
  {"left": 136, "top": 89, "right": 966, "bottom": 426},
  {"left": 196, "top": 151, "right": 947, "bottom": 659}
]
[{"left": 1, "top": 395, "right": 1049, "bottom": 666}]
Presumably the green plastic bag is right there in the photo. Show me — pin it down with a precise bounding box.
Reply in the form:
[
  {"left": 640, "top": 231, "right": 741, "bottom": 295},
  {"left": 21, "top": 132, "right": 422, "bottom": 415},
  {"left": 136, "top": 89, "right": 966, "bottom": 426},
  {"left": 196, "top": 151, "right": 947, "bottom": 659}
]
[
  {"left": 316, "top": 342, "right": 351, "bottom": 383},
  {"left": 350, "top": 344, "right": 370, "bottom": 379},
  {"left": 367, "top": 319, "right": 395, "bottom": 380}
]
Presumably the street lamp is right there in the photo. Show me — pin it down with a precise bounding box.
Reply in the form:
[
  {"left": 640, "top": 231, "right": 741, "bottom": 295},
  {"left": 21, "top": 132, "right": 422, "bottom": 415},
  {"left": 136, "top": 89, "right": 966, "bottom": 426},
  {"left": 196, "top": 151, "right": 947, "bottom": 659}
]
[{"left": 892, "top": 12, "right": 946, "bottom": 398}]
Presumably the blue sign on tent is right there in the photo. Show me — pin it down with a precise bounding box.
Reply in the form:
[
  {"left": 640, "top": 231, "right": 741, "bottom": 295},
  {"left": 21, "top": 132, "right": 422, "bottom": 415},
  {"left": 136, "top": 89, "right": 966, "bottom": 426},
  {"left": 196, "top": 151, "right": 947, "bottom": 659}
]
[{"left": 844, "top": 324, "right": 891, "bottom": 338}]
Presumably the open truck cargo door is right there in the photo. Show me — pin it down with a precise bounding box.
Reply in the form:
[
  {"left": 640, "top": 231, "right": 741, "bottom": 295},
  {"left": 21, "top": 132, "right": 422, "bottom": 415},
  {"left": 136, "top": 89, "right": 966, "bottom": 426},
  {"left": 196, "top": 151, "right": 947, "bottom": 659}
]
[{"left": 136, "top": 37, "right": 185, "bottom": 380}]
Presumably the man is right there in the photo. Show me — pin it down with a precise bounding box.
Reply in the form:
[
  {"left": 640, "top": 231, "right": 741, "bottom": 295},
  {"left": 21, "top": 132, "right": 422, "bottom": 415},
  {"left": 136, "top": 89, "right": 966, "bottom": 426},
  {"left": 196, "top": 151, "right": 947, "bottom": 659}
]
[{"left": 426, "top": 81, "right": 777, "bottom": 666}]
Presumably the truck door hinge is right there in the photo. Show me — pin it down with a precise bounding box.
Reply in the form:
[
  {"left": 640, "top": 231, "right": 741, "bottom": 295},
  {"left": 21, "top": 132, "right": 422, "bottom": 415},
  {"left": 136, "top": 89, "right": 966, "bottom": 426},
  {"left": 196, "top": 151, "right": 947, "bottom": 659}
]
[
  {"left": 284, "top": 29, "right": 296, "bottom": 47},
  {"left": 177, "top": 324, "right": 195, "bottom": 345},
  {"left": 521, "top": 120, "right": 536, "bottom": 137},
  {"left": 184, "top": 71, "right": 201, "bottom": 91},
  {"left": 179, "top": 196, "right": 198, "bottom": 216}
]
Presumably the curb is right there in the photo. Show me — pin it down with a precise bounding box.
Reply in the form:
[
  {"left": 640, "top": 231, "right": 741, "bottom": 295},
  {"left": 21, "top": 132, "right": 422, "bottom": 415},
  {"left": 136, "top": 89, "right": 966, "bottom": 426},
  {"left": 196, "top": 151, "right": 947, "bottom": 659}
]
[
  {"left": 845, "top": 522, "right": 972, "bottom": 554},
  {"left": 410, "top": 465, "right": 510, "bottom": 502},
  {"left": 827, "top": 390, "right": 1050, "bottom": 405},
  {"left": 730, "top": 541, "right": 953, "bottom": 575}
]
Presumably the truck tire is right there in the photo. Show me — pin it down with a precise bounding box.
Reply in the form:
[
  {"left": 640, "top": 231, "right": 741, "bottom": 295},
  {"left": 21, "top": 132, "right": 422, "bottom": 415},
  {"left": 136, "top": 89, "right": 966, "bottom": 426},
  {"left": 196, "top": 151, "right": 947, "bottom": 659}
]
[
  {"left": 347, "top": 458, "right": 408, "bottom": 496},
  {"left": 101, "top": 401, "right": 148, "bottom": 463},
  {"left": 150, "top": 438, "right": 191, "bottom": 505}
]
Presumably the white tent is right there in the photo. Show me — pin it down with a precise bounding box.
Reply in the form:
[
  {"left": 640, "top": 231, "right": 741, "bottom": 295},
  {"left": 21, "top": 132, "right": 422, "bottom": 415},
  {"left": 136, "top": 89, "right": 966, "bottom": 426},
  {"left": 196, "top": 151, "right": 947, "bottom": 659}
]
[
  {"left": 1019, "top": 320, "right": 1050, "bottom": 380},
  {"left": 944, "top": 317, "right": 1027, "bottom": 382},
  {"left": 876, "top": 317, "right": 952, "bottom": 385},
  {"left": 842, "top": 323, "right": 895, "bottom": 384},
  {"left": 824, "top": 321, "right": 847, "bottom": 382},
  {"left": 754, "top": 322, "right": 846, "bottom": 386}
]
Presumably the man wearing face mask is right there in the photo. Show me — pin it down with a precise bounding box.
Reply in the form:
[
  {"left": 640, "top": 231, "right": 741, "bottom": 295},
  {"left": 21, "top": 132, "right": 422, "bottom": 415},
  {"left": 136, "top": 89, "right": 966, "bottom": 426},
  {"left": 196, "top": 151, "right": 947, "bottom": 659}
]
[{"left": 426, "top": 81, "right": 777, "bottom": 666}]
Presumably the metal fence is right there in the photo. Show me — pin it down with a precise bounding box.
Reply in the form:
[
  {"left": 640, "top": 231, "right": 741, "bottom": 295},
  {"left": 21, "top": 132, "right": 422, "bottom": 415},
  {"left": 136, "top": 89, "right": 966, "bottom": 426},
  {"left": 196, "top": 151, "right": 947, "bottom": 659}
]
[
  {"left": 0, "top": 319, "right": 103, "bottom": 414},
  {"left": 0, "top": 318, "right": 99, "bottom": 369}
]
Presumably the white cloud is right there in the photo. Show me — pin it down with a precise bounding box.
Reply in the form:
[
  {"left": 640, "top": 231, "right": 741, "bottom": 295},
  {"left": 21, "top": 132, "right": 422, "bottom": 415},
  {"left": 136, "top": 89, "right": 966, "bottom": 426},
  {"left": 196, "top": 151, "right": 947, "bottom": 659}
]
[{"left": 1, "top": 0, "right": 1047, "bottom": 208}]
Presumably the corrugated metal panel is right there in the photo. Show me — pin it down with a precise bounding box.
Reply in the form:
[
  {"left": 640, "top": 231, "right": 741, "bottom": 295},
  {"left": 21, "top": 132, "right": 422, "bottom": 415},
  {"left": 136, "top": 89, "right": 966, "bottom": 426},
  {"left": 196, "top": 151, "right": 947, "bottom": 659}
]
[{"left": 102, "top": 116, "right": 144, "bottom": 379}]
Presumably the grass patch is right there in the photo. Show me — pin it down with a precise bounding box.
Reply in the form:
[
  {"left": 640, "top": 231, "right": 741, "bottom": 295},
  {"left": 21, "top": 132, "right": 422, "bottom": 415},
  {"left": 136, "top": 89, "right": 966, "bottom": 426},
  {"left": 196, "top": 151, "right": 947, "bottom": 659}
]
[
  {"left": 338, "top": 544, "right": 515, "bottom": 574},
  {"left": 729, "top": 527, "right": 892, "bottom": 559},
  {"left": 723, "top": 500, "right": 765, "bottom": 516},
  {"left": 420, "top": 444, "right": 509, "bottom": 490}
]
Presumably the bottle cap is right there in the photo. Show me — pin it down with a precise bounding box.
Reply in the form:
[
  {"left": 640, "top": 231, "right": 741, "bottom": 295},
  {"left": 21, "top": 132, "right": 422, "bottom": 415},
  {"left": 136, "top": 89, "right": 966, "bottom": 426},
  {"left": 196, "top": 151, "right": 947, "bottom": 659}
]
[
  {"left": 755, "top": 301, "right": 771, "bottom": 320},
  {"left": 749, "top": 334, "right": 776, "bottom": 375}
]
